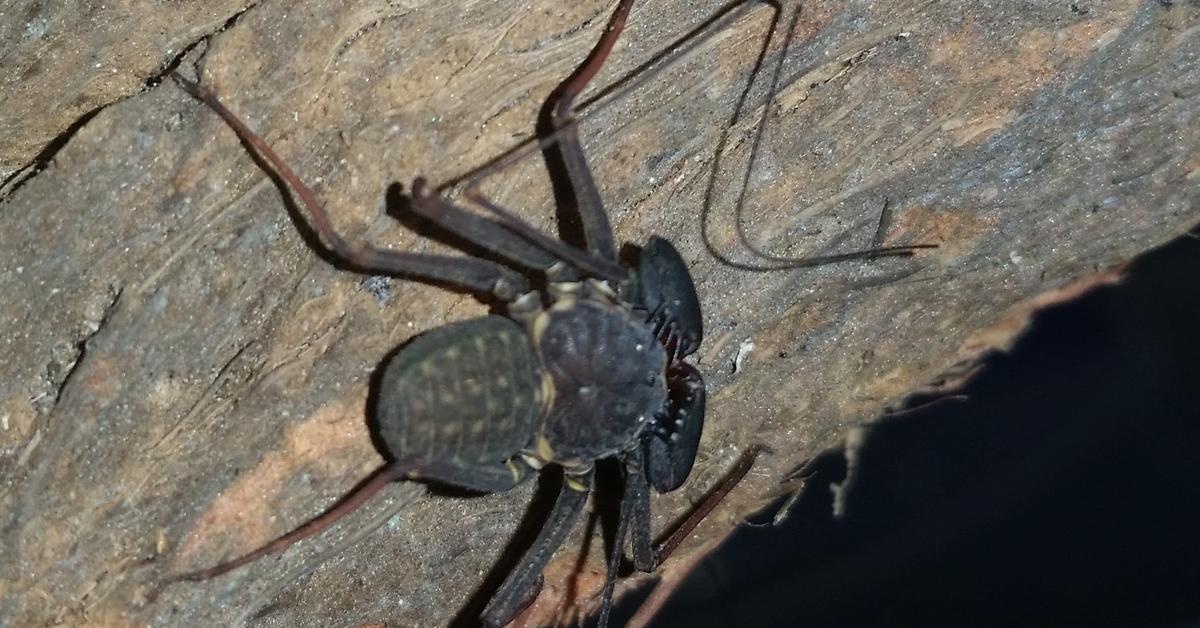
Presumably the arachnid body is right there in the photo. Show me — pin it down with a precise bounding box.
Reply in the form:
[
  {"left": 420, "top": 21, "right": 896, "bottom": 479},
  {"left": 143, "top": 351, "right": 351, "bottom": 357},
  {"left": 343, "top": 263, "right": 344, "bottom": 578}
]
[
  {"left": 169, "top": 0, "right": 927, "bottom": 623},
  {"left": 171, "top": 1, "right": 732, "bottom": 625}
]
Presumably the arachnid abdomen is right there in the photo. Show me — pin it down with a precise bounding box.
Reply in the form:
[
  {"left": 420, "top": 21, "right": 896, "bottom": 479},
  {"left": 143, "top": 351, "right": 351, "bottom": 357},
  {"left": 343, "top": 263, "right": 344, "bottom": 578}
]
[
  {"left": 375, "top": 316, "right": 544, "bottom": 465},
  {"left": 533, "top": 298, "right": 668, "bottom": 463}
]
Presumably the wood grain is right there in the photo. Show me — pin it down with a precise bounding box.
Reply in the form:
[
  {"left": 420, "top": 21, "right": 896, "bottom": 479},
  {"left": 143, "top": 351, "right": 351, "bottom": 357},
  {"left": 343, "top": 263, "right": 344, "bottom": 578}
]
[{"left": 1, "top": 1, "right": 1196, "bottom": 625}]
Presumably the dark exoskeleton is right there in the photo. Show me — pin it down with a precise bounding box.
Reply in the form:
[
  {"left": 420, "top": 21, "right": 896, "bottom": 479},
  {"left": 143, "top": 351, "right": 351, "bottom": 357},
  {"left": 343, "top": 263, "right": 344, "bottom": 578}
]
[
  {"left": 169, "top": 2, "right": 739, "bottom": 625},
  {"left": 168, "top": 0, "right": 928, "bottom": 623}
]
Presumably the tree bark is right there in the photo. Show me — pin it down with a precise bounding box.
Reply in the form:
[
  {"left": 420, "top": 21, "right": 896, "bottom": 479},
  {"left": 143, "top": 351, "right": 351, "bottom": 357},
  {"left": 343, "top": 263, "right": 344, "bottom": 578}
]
[{"left": 1, "top": 1, "right": 1196, "bottom": 626}]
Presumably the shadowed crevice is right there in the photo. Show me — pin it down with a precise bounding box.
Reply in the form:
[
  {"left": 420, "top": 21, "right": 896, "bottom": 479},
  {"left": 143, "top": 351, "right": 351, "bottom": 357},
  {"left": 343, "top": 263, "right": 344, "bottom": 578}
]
[{"left": 0, "top": 2, "right": 260, "bottom": 204}]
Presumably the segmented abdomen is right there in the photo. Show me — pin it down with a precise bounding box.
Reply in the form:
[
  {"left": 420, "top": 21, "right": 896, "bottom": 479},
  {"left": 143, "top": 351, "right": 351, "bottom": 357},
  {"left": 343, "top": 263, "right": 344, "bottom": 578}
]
[{"left": 374, "top": 316, "right": 543, "bottom": 465}]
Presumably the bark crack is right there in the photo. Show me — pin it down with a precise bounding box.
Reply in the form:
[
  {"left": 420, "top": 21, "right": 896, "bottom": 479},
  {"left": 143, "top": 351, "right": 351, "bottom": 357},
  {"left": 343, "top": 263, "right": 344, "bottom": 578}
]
[
  {"left": 36, "top": 281, "right": 124, "bottom": 417},
  {"left": 0, "top": 2, "right": 261, "bottom": 204}
]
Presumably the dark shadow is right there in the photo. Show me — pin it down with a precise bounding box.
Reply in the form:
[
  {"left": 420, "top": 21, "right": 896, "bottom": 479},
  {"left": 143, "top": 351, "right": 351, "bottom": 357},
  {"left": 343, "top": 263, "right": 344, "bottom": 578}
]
[
  {"left": 0, "top": 105, "right": 104, "bottom": 201},
  {"left": 646, "top": 222, "right": 1200, "bottom": 627},
  {"left": 618, "top": 242, "right": 644, "bottom": 270}
]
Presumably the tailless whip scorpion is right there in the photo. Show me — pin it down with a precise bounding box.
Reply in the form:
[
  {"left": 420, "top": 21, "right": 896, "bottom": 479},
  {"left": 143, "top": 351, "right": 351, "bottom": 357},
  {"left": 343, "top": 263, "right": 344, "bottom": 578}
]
[{"left": 167, "top": 0, "right": 930, "bottom": 624}]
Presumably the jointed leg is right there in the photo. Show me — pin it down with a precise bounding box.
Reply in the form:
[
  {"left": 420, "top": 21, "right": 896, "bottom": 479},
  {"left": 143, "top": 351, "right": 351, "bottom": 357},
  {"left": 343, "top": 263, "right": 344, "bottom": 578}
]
[
  {"left": 617, "top": 444, "right": 764, "bottom": 582},
  {"left": 443, "top": 0, "right": 636, "bottom": 276},
  {"left": 482, "top": 469, "right": 593, "bottom": 627},
  {"left": 542, "top": 0, "right": 638, "bottom": 265},
  {"left": 624, "top": 449, "right": 658, "bottom": 572},
  {"left": 174, "top": 75, "right": 531, "bottom": 297},
  {"left": 462, "top": 187, "right": 625, "bottom": 281},
  {"left": 461, "top": 0, "right": 635, "bottom": 268},
  {"left": 406, "top": 177, "right": 563, "bottom": 273},
  {"left": 651, "top": 445, "right": 763, "bottom": 568},
  {"left": 597, "top": 454, "right": 638, "bottom": 628},
  {"left": 166, "top": 457, "right": 530, "bottom": 584}
]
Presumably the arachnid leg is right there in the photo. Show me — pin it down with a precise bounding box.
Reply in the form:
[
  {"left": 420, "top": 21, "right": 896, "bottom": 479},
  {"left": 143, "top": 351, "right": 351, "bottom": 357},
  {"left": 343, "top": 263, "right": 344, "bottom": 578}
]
[
  {"left": 482, "top": 470, "right": 594, "bottom": 627},
  {"left": 542, "top": 0, "right": 636, "bottom": 264},
  {"left": 406, "top": 178, "right": 566, "bottom": 275},
  {"left": 173, "top": 75, "right": 530, "bottom": 298},
  {"left": 599, "top": 458, "right": 636, "bottom": 628},
  {"left": 623, "top": 447, "right": 658, "bottom": 572},
  {"left": 628, "top": 443, "right": 765, "bottom": 576},
  {"left": 653, "top": 446, "right": 764, "bottom": 567},
  {"left": 461, "top": 0, "right": 633, "bottom": 266},
  {"left": 168, "top": 457, "right": 532, "bottom": 584},
  {"left": 456, "top": 187, "right": 625, "bottom": 281},
  {"left": 399, "top": 456, "right": 533, "bottom": 493}
]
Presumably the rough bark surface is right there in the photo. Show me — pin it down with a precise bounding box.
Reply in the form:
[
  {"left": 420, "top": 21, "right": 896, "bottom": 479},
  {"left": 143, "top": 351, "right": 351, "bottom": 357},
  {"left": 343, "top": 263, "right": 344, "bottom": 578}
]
[
  {"left": 1, "top": 1, "right": 1197, "bottom": 626},
  {"left": 0, "top": 0, "right": 255, "bottom": 184}
]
